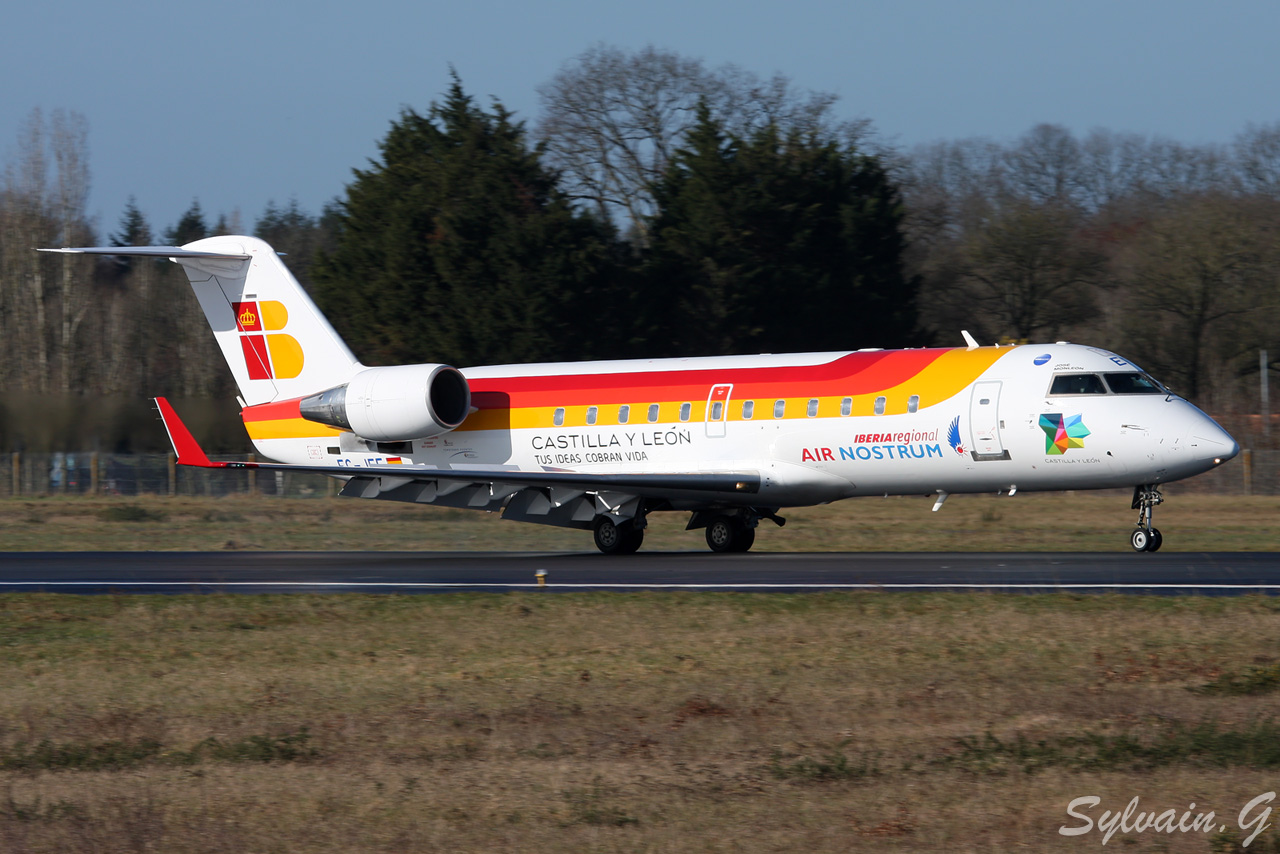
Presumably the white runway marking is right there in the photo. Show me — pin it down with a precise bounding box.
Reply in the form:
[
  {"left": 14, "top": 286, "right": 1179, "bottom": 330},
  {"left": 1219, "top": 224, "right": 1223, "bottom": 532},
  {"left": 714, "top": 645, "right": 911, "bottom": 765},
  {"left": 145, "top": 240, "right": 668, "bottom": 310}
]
[{"left": 2, "top": 581, "right": 1280, "bottom": 590}]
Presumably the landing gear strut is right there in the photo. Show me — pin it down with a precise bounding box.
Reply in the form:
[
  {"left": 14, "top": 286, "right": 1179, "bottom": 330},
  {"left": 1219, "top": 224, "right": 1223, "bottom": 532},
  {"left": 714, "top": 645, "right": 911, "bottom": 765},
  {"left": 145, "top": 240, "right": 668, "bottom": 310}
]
[
  {"left": 1130, "top": 485, "right": 1164, "bottom": 552},
  {"left": 593, "top": 516, "right": 644, "bottom": 555}
]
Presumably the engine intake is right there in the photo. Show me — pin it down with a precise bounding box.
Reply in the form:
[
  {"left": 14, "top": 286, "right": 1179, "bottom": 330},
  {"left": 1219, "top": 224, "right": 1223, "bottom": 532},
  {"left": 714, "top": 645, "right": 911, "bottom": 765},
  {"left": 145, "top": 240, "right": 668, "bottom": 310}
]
[{"left": 300, "top": 364, "right": 471, "bottom": 442}]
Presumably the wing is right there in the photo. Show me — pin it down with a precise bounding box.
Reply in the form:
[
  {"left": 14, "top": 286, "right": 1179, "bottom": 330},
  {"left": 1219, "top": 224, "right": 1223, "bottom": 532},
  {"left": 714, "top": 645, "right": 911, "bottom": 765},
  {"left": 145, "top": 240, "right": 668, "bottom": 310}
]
[{"left": 155, "top": 398, "right": 760, "bottom": 529}]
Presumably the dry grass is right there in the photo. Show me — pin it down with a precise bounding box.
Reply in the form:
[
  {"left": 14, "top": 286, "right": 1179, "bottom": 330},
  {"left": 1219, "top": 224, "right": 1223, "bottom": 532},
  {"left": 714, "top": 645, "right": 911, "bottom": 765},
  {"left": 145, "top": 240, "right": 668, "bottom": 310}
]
[
  {"left": 0, "top": 491, "right": 1278, "bottom": 552},
  {"left": 2, "top": 593, "right": 1280, "bottom": 851}
]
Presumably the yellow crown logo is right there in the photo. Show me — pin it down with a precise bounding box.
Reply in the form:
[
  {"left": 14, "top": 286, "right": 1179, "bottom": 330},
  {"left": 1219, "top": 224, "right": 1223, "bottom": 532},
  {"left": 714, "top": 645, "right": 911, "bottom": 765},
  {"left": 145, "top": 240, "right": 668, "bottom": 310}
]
[{"left": 239, "top": 308, "right": 257, "bottom": 327}]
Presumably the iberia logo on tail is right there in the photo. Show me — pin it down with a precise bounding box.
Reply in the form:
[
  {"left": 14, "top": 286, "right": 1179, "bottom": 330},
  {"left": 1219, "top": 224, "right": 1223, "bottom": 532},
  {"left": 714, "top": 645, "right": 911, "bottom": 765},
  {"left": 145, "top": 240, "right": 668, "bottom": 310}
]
[{"left": 232, "top": 300, "right": 303, "bottom": 380}]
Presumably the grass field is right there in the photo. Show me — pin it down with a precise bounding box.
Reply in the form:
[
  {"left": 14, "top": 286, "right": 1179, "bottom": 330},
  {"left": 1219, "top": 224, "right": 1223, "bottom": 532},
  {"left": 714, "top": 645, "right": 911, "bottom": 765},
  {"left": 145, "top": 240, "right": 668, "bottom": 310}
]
[
  {"left": 3, "top": 593, "right": 1280, "bottom": 852},
  {"left": 2, "top": 494, "right": 1279, "bottom": 851},
  {"left": 0, "top": 491, "right": 1278, "bottom": 552}
]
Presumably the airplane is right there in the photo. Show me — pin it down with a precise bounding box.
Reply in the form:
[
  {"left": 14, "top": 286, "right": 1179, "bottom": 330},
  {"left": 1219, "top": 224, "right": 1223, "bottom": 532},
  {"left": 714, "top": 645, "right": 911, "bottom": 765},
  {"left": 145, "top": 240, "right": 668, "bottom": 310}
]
[{"left": 42, "top": 235, "right": 1239, "bottom": 554}]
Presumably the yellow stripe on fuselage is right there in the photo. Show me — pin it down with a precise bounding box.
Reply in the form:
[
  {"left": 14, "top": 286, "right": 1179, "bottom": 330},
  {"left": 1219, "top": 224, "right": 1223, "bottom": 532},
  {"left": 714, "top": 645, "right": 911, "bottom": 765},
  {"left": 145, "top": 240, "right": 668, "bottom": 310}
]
[{"left": 244, "top": 418, "right": 344, "bottom": 441}]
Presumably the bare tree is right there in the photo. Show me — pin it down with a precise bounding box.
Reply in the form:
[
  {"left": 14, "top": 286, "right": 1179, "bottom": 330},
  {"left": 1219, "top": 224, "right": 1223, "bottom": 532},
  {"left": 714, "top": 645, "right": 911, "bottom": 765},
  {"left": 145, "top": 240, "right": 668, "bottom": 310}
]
[
  {"left": 1, "top": 109, "right": 56, "bottom": 391},
  {"left": 955, "top": 199, "right": 1104, "bottom": 342},
  {"left": 49, "top": 109, "right": 93, "bottom": 393},
  {"left": 537, "top": 44, "right": 871, "bottom": 241},
  {"left": 1117, "top": 194, "right": 1279, "bottom": 401},
  {"left": 1234, "top": 122, "right": 1280, "bottom": 197},
  {"left": 1004, "top": 124, "right": 1083, "bottom": 206}
]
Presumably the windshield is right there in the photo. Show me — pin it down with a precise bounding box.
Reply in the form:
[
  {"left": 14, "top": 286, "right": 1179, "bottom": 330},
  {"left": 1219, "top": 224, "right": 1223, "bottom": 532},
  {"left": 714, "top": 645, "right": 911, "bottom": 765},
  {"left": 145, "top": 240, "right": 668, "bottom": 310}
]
[
  {"left": 1103, "top": 372, "right": 1165, "bottom": 394},
  {"left": 1049, "top": 373, "right": 1107, "bottom": 395}
]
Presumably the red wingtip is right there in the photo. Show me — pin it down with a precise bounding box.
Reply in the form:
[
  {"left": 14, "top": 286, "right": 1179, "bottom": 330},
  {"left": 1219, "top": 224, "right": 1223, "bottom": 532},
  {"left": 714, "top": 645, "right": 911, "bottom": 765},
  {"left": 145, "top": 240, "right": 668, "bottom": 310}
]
[{"left": 154, "top": 397, "right": 217, "bottom": 467}]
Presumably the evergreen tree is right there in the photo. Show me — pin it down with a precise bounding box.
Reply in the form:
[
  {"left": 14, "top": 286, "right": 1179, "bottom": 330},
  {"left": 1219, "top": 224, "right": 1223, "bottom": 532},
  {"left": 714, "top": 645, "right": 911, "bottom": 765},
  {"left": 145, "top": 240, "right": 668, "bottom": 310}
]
[
  {"left": 313, "top": 75, "right": 619, "bottom": 366},
  {"left": 109, "top": 196, "right": 153, "bottom": 274},
  {"left": 255, "top": 198, "right": 325, "bottom": 291},
  {"left": 165, "top": 200, "right": 207, "bottom": 245},
  {"left": 640, "top": 104, "right": 917, "bottom": 356}
]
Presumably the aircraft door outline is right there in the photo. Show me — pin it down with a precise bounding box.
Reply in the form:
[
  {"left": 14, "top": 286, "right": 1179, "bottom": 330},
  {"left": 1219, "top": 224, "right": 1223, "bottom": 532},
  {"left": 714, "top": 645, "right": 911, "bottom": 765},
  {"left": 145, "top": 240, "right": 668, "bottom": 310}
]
[
  {"left": 969, "top": 380, "right": 1011, "bottom": 461},
  {"left": 706, "top": 384, "right": 733, "bottom": 438}
]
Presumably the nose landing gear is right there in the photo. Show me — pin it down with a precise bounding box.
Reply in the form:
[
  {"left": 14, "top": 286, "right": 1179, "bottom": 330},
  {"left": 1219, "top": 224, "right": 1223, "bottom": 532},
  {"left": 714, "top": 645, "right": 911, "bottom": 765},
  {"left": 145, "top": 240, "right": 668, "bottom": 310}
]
[{"left": 1130, "top": 485, "right": 1164, "bottom": 552}]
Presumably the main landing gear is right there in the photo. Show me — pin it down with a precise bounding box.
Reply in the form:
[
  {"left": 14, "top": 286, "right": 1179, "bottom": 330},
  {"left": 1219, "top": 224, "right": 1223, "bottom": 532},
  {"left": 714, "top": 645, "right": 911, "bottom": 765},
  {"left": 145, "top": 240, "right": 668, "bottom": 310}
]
[
  {"left": 591, "top": 508, "right": 787, "bottom": 554},
  {"left": 593, "top": 516, "right": 645, "bottom": 555},
  {"left": 1130, "top": 485, "right": 1164, "bottom": 552},
  {"left": 705, "top": 515, "right": 756, "bottom": 553},
  {"left": 690, "top": 509, "right": 786, "bottom": 554}
]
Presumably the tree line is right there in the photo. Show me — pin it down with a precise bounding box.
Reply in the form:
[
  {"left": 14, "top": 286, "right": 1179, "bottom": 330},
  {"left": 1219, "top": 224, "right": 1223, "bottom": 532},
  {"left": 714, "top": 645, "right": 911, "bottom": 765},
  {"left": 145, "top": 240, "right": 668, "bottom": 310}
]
[{"left": 2, "top": 47, "right": 1278, "bottom": 451}]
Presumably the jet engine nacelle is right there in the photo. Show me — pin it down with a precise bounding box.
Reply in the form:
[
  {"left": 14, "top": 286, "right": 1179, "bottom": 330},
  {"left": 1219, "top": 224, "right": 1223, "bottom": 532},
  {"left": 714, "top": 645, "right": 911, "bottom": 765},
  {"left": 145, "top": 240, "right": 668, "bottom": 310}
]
[{"left": 299, "top": 364, "right": 471, "bottom": 442}]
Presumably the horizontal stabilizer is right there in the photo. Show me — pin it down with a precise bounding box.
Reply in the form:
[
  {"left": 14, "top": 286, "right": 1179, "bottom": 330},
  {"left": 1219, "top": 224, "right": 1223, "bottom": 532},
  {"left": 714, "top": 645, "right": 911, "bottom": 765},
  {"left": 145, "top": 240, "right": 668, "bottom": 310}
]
[{"left": 39, "top": 246, "right": 251, "bottom": 259}]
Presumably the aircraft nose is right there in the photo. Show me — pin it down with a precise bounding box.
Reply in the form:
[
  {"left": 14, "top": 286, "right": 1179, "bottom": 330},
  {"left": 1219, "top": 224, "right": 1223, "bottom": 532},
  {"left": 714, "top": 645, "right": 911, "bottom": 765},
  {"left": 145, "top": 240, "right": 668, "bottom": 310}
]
[{"left": 1191, "top": 413, "right": 1239, "bottom": 466}]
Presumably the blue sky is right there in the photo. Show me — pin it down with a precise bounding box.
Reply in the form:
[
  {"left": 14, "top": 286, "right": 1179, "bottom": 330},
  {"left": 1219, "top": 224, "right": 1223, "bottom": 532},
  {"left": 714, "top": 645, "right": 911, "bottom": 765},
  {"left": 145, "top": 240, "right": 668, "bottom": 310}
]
[{"left": 4, "top": 0, "right": 1278, "bottom": 237}]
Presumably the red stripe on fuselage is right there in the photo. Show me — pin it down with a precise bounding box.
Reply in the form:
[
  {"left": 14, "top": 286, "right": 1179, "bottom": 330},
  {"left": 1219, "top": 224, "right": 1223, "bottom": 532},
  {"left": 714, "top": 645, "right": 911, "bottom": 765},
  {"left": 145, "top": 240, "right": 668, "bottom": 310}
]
[
  {"left": 466, "top": 349, "right": 946, "bottom": 408},
  {"left": 242, "top": 399, "right": 302, "bottom": 422}
]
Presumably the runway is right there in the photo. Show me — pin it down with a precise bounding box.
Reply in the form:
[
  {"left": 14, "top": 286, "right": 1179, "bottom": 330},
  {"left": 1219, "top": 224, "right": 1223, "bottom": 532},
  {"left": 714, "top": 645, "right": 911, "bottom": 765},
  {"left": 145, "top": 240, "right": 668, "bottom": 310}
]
[{"left": 1, "top": 551, "right": 1280, "bottom": 594}]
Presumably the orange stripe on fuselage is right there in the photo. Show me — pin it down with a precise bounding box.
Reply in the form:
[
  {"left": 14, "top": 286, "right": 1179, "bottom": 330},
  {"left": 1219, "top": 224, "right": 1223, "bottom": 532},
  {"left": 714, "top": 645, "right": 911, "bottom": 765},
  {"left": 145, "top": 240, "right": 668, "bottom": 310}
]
[
  {"left": 458, "top": 347, "right": 1011, "bottom": 432},
  {"left": 237, "top": 347, "right": 1012, "bottom": 440}
]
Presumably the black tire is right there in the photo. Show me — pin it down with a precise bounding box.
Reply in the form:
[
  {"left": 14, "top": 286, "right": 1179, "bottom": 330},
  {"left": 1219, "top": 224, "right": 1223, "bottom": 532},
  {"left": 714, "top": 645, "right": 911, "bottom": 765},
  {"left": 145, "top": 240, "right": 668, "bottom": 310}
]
[
  {"left": 705, "top": 516, "right": 743, "bottom": 553},
  {"left": 1130, "top": 528, "right": 1151, "bottom": 552},
  {"left": 1148, "top": 528, "right": 1163, "bottom": 552},
  {"left": 594, "top": 517, "right": 643, "bottom": 555},
  {"left": 730, "top": 526, "right": 755, "bottom": 553},
  {"left": 618, "top": 523, "right": 644, "bottom": 554}
]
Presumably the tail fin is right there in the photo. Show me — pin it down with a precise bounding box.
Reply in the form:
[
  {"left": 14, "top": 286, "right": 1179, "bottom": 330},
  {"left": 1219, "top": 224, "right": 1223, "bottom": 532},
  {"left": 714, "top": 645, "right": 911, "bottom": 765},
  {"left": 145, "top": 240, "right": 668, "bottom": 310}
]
[{"left": 42, "top": 235, "right": 359, "bottom": 405}]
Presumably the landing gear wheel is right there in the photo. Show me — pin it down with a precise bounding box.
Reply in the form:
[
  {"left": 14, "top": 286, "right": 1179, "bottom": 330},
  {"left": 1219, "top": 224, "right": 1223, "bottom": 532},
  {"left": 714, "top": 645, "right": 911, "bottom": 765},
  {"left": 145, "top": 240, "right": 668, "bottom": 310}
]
[
  {"left": 705, "top": 515, "right": 754, "bottom": 553},
  {"left": 594, "top": 517, "right": 644, "bottom": 555},
  {"left": 1130, "top": 528, "right": 1151, "bottom": 552},
  {"left": 1148, "top": 528, "right": 1163, "bottom": 552}
]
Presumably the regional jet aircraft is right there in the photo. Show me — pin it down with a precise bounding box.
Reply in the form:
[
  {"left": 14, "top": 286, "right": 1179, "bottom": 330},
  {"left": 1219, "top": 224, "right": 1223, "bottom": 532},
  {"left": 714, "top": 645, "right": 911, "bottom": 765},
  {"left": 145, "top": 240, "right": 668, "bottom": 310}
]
[{"left": 42, "top": 236, "right": 1239, "bottom": 554}]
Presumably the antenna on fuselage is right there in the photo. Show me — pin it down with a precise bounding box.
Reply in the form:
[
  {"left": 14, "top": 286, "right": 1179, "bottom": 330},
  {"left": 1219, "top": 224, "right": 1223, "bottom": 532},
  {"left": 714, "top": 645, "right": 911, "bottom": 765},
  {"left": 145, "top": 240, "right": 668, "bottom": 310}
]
[{"left": 960, "top": 330, "right": 979, "bottom": 350}]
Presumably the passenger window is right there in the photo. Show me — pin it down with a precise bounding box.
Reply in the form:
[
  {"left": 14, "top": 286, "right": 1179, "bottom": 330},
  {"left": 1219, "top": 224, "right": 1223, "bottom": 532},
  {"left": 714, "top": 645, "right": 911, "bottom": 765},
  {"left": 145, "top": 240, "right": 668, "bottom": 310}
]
[
  {"left": 840, "top": 397, "right": 852, "bottom": 416},
  {"left": 679, "top": 402, "right": 691, "bottom": 422},
  {"left": 774, "top": 400, "right": 786, "bottom": 419},
  {"left": 553, "top": 407, "right": 565, "bottom": 427},
  {"left": 710, "top": 401, "right": 723, "bottom": 421},
  {"left": 742, "top": 400, "right": 754, "bottom": 420},
  {"left": 1050, "top": 373, "right": 1107, "bottom": 395},
  {"left": 1104, "top": 373, "right": 1164, "bottom": 394},
  {"left": 907, "top": 395, "right": 919, "bottom": 414},
  {"left": 807, "top": 398, "right": 819, "bottom": 417},
  {"left": 586, "top": 406, "right": 597, "bottom": 425},
  {"left": 874, "top": 396, "right": 886, "bottom": 416},
  {"left": 618, "top": 404, "right": 630, "bottom": 424},
  {"left": 647, "top": 404, "right": 659, "bottom": 423}
]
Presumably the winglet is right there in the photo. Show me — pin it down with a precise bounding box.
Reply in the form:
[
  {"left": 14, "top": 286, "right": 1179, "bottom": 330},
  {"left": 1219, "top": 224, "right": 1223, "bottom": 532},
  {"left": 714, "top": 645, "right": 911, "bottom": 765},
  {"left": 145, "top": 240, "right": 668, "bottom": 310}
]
[{"left": 154, "top": 397, "right": 219, "bottom": 467}]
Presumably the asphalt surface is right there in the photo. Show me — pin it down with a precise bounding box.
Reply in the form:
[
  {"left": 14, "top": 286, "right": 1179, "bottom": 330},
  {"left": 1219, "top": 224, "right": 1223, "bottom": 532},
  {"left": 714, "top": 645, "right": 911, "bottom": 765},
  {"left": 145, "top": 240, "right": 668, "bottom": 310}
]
[{"left": 1, "top": 551, "right": 1279, "bottom": 594}]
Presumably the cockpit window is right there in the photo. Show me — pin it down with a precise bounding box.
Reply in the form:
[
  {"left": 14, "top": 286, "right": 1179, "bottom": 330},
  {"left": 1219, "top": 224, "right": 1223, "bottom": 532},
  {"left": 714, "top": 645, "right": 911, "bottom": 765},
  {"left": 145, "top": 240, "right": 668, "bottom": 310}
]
[
  {"left": 1049, "top": 373, "right": 1107, "bottom": 395},
  {"left": 1104, "top": 372, "right": 1165, "bottom": 394}
]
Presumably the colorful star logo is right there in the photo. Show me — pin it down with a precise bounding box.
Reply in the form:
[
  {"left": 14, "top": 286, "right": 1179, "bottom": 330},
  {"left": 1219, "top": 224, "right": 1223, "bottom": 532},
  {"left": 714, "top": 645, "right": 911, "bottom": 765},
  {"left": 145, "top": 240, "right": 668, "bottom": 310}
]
[{"left": 1039, "top": 413, "right": 1090, "bottom": 455}]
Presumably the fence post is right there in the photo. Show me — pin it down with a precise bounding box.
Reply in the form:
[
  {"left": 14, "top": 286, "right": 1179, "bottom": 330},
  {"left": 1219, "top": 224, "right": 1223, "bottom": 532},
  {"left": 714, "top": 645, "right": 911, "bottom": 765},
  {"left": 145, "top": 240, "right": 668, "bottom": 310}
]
[
  {"left": 89, "top": 453, "right": 99, "bottom": 495},
  {"left": 167, "top": 453, "right": 176, "bottom": 497},
  {"left": 247, "top": 454, "right": 256, "bottom": 495},
  {"left": 10, "top": 452, "right": 19, "bottom": 497},
  {"left": 1243, "top": 448, "right": 1253, "bottom": 496},
  {"left": 327, "top": 476, "right": 336, "bottom": 498}
]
